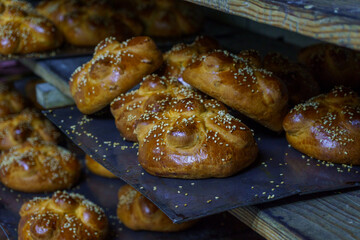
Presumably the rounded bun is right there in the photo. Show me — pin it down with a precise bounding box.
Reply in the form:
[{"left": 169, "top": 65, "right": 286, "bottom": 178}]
[
  {"left": 117, "top": 184, "right": 195, "bottom": 232},
  {"left": 283, "top": 86, "right": 360, "bottom": 164},
  {"left": 0, "top": 109, "right": 60, "bottom": 150},
  {"left": 0, "top": 0, "right": 63, "bottom": 54},
  {"left": 19, "top": 191, "right": 108, "bottom": 239},
  {"left": 0, "top": 140, "right": 81, "bottom": 192},
  {"left": 0, "top": 83, "right": 26, "bottom": 117},
  {"left": 85, "top": 154, "right": 116, "bottom": 178}
]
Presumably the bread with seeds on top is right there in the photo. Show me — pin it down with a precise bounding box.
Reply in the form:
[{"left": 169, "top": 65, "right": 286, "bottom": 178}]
[
  {"left": 110, "top": 74, "right": 204, "bottom": 141},
  {"left": 85, "top": 154, "right": 116, "bottom": 178},
  {"left": 0, "top": 140, "right": 81, "bottom": 192},
  {"left": 182, "top": 50, "right": 289, "bottom": 132},
  {"left": 0, "top": 109, "right": 60, "bottom": 151},
  {"left": 283, "top": 86, "right": 360, "bottom": 164},
  {"left": 69, "top": 36, "right": 163, "bottom": 114},
  {"left": 0, "top": 0, "right": 63, "bottom": 54},
  {"left": 18, "top": 191, "right": 108, "bottom": 239},
  {"left": 135, "top": 93, "right": 258, "bottom": 179},
  {"left": 117, "top": 184, "right": 195, "bottom": 231},
  {"left": 0, "top": 82, "right": 26, "bottom": 117}
]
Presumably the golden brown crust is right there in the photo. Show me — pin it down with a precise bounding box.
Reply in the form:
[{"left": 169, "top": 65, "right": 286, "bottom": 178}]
[
  {"left": 19, "top": 191, "right": 108, "bottom": 239},
  {"left": 162, "top": 36, "right": 219, "bottom": 82},
  {"left": 183, "top": 50, "right": 289, "bottom": 132},
  {"left": 0, "top": 140, "right": 81, "bottom": 192},
  {"left": 298, "top": 43, "right": 360, "bottom": 90},
  {"left": 0, "top": 0, "right": 63, "bottom": 54},
  {"left": 36, "top": 0, "right": 143, "bottom": 46},
  {"left": 69, "top": 36, "right": 163, "bottom": 114},
  {"left": 135, "top": 92, "right": 258, "bottom": 179},
  {"left": 0, "top": 109, "right": 60, "bottom": 151},
  {"left": 134, "top": 0, "right": 202, "bottom": 37},
  {"left": 24, "top": 79, "right": 44, "bottom": 110},
  {"left": 117, "top": 185, "right": 195, "bottom": 232},
  {"left": 283, "top": 86, "right": 360, "bottom": 164},
  {"left": 85, "top": 154, "right": 116, "bottom": 178},
  {"left": 0, "top": 82, "right": 26, "bottom": 117}
]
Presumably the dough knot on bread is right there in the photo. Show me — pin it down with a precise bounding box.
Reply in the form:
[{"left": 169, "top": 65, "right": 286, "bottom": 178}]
[
  {"left": 18, "top": 191, "right": 108, "bottom": 240},
  {"left": 70, "top": 36, "right": 163, "bottom": 114},
  {"left": 283, "top": 86, "right": 360, "bottom": 164},
  {"left": 117, "top": 184, "right": 195, "bottom": 231}
]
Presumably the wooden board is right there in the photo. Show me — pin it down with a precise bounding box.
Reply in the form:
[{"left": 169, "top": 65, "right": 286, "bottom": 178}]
[{"left": 186, "top": 0, "right": 360, "bottom": 50}]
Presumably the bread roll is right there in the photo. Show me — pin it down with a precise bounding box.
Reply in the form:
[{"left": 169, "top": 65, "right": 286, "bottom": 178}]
[
  {"left": 0, "top": 83, "right": 26, "bottom": 117},
  {"left": 183, "top": 50, "right": 289, "bottom": 132},
  {"left": 0, "top": 109, "right": 60, "bottom": 150},
  {"left": 85, "top": 154, "right": 116, "bottom": 178},
  {"left": 0, "top": 0, "right": 63, "bottom": 54},
  {"left": 18, "top": 191, "right": 108, "bottom": 239},
  {"left": 283, "top": 86, "right": 360, "bottom": 164},
  {"left": 70, "top": 36, "right": 163, "bottom": 114},
  {"left": 135, "top": 92, "right": 258, "bottom": 179},
  {"left": 298, "top": 43, "right": 360, "bottom": 90},
  {"left": 117, "top": 184, "right": 195, "bottom": 231},
  {"left": 36, "top": 0, "right": 143, "bottom": 46},
  {"left": 0, "top": 140, "right": 81, "bottom": 192}
]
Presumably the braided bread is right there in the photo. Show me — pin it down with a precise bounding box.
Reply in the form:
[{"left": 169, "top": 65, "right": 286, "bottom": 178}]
[
  {"left": 162, "top": 35, "right": 219, "bottom": 82},
  {"left": 85, "top": 154, "right": 116, "bottom": 178},
  {"left": 0, "top": 109, "right": 60, "bottom": 150},
  {"left": 0, "top": 0, "right": 63, "bottom": 54},
  {"left": 283, "top": 86, "right": 360, "bottom": 164},
  {"left": 0, "top": 83, "right": 26, "bottom": 117},
  {"left": 298, "top": 43, "right": 360, "bottom": 90},
  {"left": 0, "top": 140, "right": 81, "bottom": 192},
  {"left": 135, "top": 92, "right": 258, "bottom": 179},
  {"left": 70, "top": 36, "right": 163, "bottom": 114},
  {"left": 117, "top": 184, "right": 195, "bottom": 231},
  {"left": 36, "top": 0, "right": 143, "bottom": 46},
  {"left": 111, "top": 74, "right": 203, "bottom": 141},
  {"left": 183, "top": 50, "right": 289, "bottom": 132},
  {"left": 18, "top": 191, "right": 108, "bottom": 239}
]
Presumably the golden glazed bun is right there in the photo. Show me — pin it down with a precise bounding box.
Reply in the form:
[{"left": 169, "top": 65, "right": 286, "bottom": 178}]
[
  {"left": 70, "top": 36, "right": 163, "bottom": 114},
  {"left": 0, "top": 83, "right": 26, "bottom": 117},
  {"left": 36, "top": 0, "right": 143, "bottom": 46},
  {"left": 298, "top": 43, "right": 360, "bottom": 90},
  {"left": 85, "top": 154, "right": 116, "bottom": 178},
  {"left": 0, "top": 109, "right": 60, "bottom": 151},
  {"left": 0, "top": 0, "right": 63, "bottom": 54},
  {"left": 117, "top": 184, "right": 195, "bottom": 231},
  {"left": 135, "top": 90, "right": 258, "bottom": 179},
  {"left": 183, "top": 50, "right": 289, "bottom": 132},
  {"left": 18, "top": 191, "right": 108, "bottom": 240},
  {"left": 283, "top": 86, "right": 360, "bottom": 164},
  {"left": 162, "top": 36, "right": 220, "bottom": 82},
  {"left": 0, "top": 140, "right": 81, "bottom": 192}
]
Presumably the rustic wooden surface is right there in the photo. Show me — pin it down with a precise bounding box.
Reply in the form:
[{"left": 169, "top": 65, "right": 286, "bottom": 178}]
[
  {"left": 186, "top": 0, "right": 360, "bottom": 50},
  {"left": 230, "top": 189, "right": 360, "bottom": 240}
]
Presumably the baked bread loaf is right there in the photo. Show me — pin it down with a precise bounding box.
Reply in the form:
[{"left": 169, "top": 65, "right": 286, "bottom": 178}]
[
  {"left": 183, "top": 50, "right": 289, "bottom": 132},
  {"left": 36, "top": 0, "right": 143, "bottom": 47},
  {"left": 0, "top": 109, "right": 60, "bottom": 150},
  {"left": 283, "top": 86, "right": 360, "bottom": 164},
  {"left": 135, "top": 92, "right": 258, "bottom": 179},
  {"left": 162, "top": 36, "right": 219, "bottom": 82},
  {"left": 0, "top": 140, "right": 81, "bottom": 192},
  {"left": 18, "top": 191, "right": 108, "bottom": 239},
  {"left": 85, "top": 154, "right": 116, "bottom": 178},
  {"left": 70, "top": 36, "right": 163, "bottom": 114},
  {"left": 298, "top": 43, "right": 360, "bottom": 90},
  {"left": 0, "top": 0, "right": 63, "bottom": 54},
  {"left": 117, "top": 184, "right": 195, "bottom": 231},
  {"left": 0, "top": 83, "right": 26, "bottom": 117},
  {"left": 111, "top": 74, "right": 201, "bottom": 141},
  {"left": 134, "top": 0, "right": 203, "bottom": 37},
  {"left": 25, "top": 79, "right": 44, "bottom": 109}
]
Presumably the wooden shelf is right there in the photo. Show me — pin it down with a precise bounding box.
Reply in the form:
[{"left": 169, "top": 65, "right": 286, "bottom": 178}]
[{"left": 186, "top": 0, "right": 360, "bottom": 50}]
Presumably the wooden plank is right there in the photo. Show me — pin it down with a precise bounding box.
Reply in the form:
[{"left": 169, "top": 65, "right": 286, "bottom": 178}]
[
  {"left": 186, "top": 0, "right": 360, "bottom": 50},
  {"left": 230, "top": 189, "right": 360, "bottom": 240},
  {"left": 36, "top": 83, "right": 74, "bottom": 109}
]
